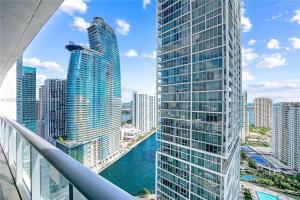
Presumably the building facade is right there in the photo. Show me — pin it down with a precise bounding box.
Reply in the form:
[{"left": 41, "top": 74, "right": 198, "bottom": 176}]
[
  {"left": 17, "top": 57, "right": 36, "bottom": 132},
  {"left": 132, "top": 92, "right": 157, "bottom": 133},
  {"left": 241, "top": 91, "right": 249, "bottom": 142},
  {"left": 44, "top": 79, "right": 66, "bottom": 140},
  {"left": 58, "top": 17, "right": 121, "bottom": 168},
  {"left": 272, "top": 103, "right": 300, "bottom": 173},
  {"left": 37, "top": 85, "right": 45, "bottom": 138},
  {"left": 254, "top": 97, "right": 272, "bottom": 128},
  {"left": 156, "top": 0, "right": 241, "bottom": 199}
]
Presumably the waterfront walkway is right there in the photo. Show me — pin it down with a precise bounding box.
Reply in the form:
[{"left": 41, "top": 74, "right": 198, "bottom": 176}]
[{"left": 0, "top": 146, "right": 20, "bottom": 200}]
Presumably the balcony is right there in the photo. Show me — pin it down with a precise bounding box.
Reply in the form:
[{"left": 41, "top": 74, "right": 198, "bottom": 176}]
[{"left": 0, "top": 115, "right": 134, "bottom": 200}]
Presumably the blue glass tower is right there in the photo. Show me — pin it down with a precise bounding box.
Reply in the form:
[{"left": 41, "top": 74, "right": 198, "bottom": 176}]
[
  {"left": 16, "top": 57, "right": 37, "bottom": 132},
  {"left": 57, "top": 17, "right": 121, "bottom": 168}
]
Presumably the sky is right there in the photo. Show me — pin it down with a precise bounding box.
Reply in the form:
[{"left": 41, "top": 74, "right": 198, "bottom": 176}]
[{"left": 23, "top": 0, "right": 300, "bottom": 103}]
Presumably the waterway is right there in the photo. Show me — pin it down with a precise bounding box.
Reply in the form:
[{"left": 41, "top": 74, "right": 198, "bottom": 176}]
[{"left": 100, "top": 132, "right": 159, "bottom": 195}]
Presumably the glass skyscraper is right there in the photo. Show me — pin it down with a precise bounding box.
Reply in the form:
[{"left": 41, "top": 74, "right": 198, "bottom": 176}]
[
  {"left": 17, "top": 57, "right": 36, "bottom": 132},
  {"left": 44, "top": 79, "right": 66, "bottom": 141},
  {"left": 57, "top": 17, "right": 121, "bottom": 168},
  {"left": 156, "top": 0, "right": 241, "bottom": 199}
]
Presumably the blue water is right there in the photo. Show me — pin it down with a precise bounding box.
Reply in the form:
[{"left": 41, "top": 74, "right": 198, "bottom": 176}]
[
  {"left": 240, "top": 175, "right": 255, "bottom": 182},
  {"left": 257, "top": 192, "right": 279, "bottom": 200},
  {"left": 100, "top": 133, "right": 159, "bottom": 195},
  {"left": 248, "top": 107, "right": 254, "bottom": 125},
  {"left": 251, "top": 155, "right": 267, "bottom": 165},
  {"left": 241, "top": 146, "right": 255, "bottom": 153}
]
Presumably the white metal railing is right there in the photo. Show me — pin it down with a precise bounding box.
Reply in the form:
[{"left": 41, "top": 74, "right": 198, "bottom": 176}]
[{"left": 0, "top": 114, "right": 135, "bottom": 200}]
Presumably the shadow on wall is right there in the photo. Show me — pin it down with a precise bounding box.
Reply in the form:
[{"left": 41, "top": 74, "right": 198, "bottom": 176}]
[{"left": 0, "top": 63, "right": 16, "bottom": 120}]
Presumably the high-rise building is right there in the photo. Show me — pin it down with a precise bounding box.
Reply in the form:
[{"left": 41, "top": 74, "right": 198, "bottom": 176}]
[
  {"left": 17, "top": 57, "right": 36, "bottom": 132},
  {"left": 254, "top": 97, "right": 272, "bottom": 128},
  {"left": 132, "top": 92, "right": 156, "bottom": 133},
  {"left": 241, "top": 91, "right": 249, "bottom": 142},
  {"left": 272, "top": 102, "right": 300, "bottom": 173},
  {"left": 57, "top": 17, "right": 121, "bottom": 168},
  {"left": 37, "top": 85, "right": 45, "bottom": 138},
  {"left": 156, "top": 0, "right": 241, "bottom": 199},
  {"left": 44, "top": 79, "right": 66, "bottom": 141}
]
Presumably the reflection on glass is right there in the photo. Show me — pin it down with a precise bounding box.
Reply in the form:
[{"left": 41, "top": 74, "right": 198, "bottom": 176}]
[
  {"left": 40, "top": 157, "right": 69, "bottom": 200},
  {"left": 22, "top": 138, "right": 31, "bottom": 192}
]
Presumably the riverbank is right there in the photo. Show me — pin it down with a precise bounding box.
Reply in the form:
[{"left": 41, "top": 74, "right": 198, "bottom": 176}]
[
  {"left": 91, "top": 130, "right": 156, "bottom": 173},
  {"left": 100, "top": 132, "right": 159, "bottom": 195}
]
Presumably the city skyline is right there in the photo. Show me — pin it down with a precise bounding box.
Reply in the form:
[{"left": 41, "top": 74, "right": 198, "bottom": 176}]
[{"left": 19, "top": 0, "right": 300, "bottom": 103}]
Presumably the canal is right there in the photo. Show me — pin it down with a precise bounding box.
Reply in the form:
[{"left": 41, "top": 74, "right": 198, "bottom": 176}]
[{"left": 100, "top": 132, "right": 159, "bottom": 195}]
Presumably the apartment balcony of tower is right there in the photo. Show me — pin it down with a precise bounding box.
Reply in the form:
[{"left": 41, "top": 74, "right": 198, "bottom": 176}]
[{"left": 0, "top": 1, "right": 133, "bottom": 199}]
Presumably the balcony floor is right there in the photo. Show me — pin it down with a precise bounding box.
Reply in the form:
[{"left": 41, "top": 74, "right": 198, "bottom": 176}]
[{"left": 0, "top": 146, "right": 20, "bottom": 200}]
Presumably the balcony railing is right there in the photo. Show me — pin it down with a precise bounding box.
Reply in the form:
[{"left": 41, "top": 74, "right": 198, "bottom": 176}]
[{"left": 0, "top": 114, "right": 135, "bottom": 200}]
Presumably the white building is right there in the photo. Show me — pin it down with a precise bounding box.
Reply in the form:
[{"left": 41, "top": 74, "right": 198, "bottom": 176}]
[
  {"left": 132, "top": 92, "right": 156, "bottom": 133},
  {"left": 272, "top": 102, "right": 300, "bottom": 173},
  {"left": 121, "top": 125, "right": 141, "bottom": 140},
  {"left": 254, "top": 97, "right": 273, "bottom": 128},
  {"left": 241, "top": 92, "right": 250, "bottom": 142}
]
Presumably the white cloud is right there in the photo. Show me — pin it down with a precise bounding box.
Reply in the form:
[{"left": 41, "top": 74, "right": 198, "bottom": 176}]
[
  {"left": 115, "top": 19, "right": 130, "bottom": 35},
  {"left": 289, "top": 37, "right": 300, "bottom": 49},
  {"left": 243, "top": 70, "right": 255, "bottom": 81},
  {"left": 125, "top": 49, "right": 138, "bottom": 58},
  {"left": 242, "top": 47, "right": 258, "bottom": 67},
  {"left": 23, "top": 57, "right": 64, "bottom": 72},
  {"left": 143, "top": 0, "right": 151, "bottom": 9},
  {"left": 143, "top": 51, "right": 157, "bottom": 59},
  {"left": 290, "top": 9, "right": 300, "bottom": 24},
  {"left": 72, "top": 17, "right": 90, "bottom": 33},
  {"left": 257, "top": 53, "right": 286, "bottom": 69},
  {"left": 248, "top": 39, "right": 256, "bottom": 46},
  {"left": 245, "top": 80, "right": 300, "bottom": 102},
  {"left": 241, "top": 8, "right": 253, "bottom": 32},
  {"left": 59, "top": 0, "right": 88, "bottom": 15},
  {"left": 267, "top": 38, "right": 280, "bottom": 49},
  {"left": 36, "top": 74, "right": 48, "bottom": 82}
]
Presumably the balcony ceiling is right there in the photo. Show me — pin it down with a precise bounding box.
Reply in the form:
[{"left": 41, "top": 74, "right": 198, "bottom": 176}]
[{"left": 0, "top": 0, "right": 63, "bottom": 86}]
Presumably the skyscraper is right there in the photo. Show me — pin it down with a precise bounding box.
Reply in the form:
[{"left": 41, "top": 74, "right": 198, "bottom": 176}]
[
  {"left": 132, "top": 92, "right": 157, "bottom": 133},
  {"left": 57, "top": 17, "right": 121, "bottom": 168},
  {"left": 44, "top": 79, "right": 66, "bottom": 141},
  {"left": 156, "top": 1, "right": 241, "bottom": 199},
  {"left": 272, "top": 102, "right": 300, "bottom": 173},
  {"left": 37, "top": 85, "right": 45, "bottom": 138},
  {"left": 17, "top": 57, "right": 36, "bottom": 132},
  {"left": 241, "top": 91, "right": 249, "bottom": 142},
  {"left": 254, "top": 97, "right": 272, "bottom": 128}
]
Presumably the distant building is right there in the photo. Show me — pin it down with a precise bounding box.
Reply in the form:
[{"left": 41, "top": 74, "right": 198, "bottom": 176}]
[
  {"left": 37, "top": 86, "right": 45, "bottom": 138},
  {"left": 44, "top": 79, "right": 66, "bottom": 141},
  {"left": 272, "top": 102, "right": 300, "bottom": 173},
  {"left": 241, "top": 92, "right": 250, "bottom": 142},
  {"left": 16, "top": 57, "right": 36, "bottom": 132},
  {"left": 121, "top": 125, "right": 140, "bottom": 140},
  {"left": 57, "top": 17, "right": 121, "bottom": 168},
  {"left": 254, "top": 97, "right": 273, "bottom": 128},
  {"left": 132, "top": 92, "right": 156, "bottom": 133}
]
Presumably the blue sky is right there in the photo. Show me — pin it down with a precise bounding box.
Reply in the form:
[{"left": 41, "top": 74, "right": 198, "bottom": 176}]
[{"left": 23, "top": 0, "right": 300, "bottom": 102}]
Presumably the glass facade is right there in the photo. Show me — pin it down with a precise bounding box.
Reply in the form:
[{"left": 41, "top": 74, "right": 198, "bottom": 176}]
[
  {"left": 156, "top": 0, "right": 241, "bottom": 199},
  {"left": 44, "top": 79, "right": 66, "bottom": 140},
  {"left": 59, "top": 17, "right": 121, "bottom": 168},
  {"left": 17, "top": 57, "right": 36, "bottom": 133}
]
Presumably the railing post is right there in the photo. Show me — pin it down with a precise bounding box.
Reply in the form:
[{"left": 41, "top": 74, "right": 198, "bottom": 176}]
[
  {"left": 31, "top": 148, "right": 41, "bottom": 200},
  {"left": 16, "top": 133, "right": 23, "bottom": 186}
]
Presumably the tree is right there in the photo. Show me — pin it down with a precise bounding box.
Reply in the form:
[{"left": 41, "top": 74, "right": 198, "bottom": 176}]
[
  {"left": 244, "top": 188, "right": 252, "bottom": 200},
  {"left": 137, "top": 188, "right": 151, "bottom": 197}
]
